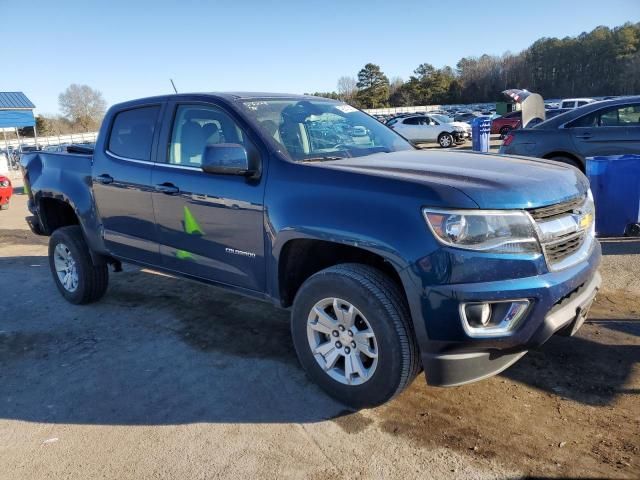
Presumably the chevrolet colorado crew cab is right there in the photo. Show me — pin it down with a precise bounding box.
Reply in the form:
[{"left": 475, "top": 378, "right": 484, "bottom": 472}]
[{"left": 22, "top": 93, "right": 601, "bottom": 408}]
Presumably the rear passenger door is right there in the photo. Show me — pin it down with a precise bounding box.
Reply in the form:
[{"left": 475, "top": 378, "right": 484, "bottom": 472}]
[
  {"left": 399, "top": 117, "right": 423, "bottom": 141},
  {"left": 93, "top": 104, "right": 163, "bottom": 265},
  {"left": 568, "top": 102, "right": 640, "bottom": 157},
  {"left": 150, "top": 101, "right": 267, "bottom": 292}
]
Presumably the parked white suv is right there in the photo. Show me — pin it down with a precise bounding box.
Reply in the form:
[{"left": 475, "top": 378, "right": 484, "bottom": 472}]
[
  {"left": 559, "top": 98, "right": 596, "bottom": 109},
  {"left": 387, "top": 114, "right": 469, "bottom": 148}
]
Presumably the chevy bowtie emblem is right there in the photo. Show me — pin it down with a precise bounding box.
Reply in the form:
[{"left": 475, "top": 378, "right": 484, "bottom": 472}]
[{"left": 578, "top": 212, "right": 593, "bottom": 229}]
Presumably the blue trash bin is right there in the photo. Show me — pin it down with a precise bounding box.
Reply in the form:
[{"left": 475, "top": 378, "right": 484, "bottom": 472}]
[
  {"left": 471, "top": 116, "right": 492, "bottom": 153},
  {"left": 586, "top": 154, "right": 640, "bottom": 237}
]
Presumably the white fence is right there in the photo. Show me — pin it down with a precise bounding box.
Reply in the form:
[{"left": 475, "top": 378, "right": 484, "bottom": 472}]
[
  {"left": 1, "top": 131, "right": 99, "bottom": 149},
  {"left": 363, "top": 105, "right": 443, "bottom": 115}
]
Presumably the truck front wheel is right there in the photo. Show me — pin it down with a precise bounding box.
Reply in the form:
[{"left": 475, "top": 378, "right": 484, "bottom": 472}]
[
  {"left": 48, "top": 226, "right": 109, "bottom": 305},
  {"left": 291, "top": 264, "right": 420, "bottom": 408}
]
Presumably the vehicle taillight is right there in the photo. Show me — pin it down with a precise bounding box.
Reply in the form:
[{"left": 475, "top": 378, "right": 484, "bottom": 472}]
[{"left": 502, "top": 133, "right": 515, "bottom": 146}]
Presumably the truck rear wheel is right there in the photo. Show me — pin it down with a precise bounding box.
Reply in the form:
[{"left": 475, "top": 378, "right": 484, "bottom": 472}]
[
  {"left": 291, "top": 263, "right": 420, "bottom": 408},
  {"left": 48, "top": 226, "right": 109, "bottom": 305}
]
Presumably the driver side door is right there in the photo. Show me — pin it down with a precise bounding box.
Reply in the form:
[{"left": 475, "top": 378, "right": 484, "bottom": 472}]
[{"left": 150, "top": 101, "right": 267, "bottom": 292}]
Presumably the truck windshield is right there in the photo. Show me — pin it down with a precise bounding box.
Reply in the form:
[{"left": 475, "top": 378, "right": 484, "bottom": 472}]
[{"left": 239, "top": 99, "right": 413, "bottom": 161}]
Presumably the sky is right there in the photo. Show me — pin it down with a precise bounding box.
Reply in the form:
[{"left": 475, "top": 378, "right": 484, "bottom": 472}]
[{"left": 2, "top": 0, "right": 639, "bottom": 115}]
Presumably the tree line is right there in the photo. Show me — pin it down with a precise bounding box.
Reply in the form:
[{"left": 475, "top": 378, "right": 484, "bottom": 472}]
[{"left": 310, "top": 22, "right": 640, "bottom": 108}]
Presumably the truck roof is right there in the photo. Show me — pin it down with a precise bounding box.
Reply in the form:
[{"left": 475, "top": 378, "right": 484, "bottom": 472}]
[{"left": 110, "top": 92, "right": 331, "bottom": 109}]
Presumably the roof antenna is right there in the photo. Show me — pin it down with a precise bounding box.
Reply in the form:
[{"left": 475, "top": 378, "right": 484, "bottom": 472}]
[{"left": 170, "top": 79, "right": 178, "bottom": 94}]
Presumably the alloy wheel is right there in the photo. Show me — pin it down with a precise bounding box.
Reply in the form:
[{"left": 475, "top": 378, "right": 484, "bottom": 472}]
[
  {"left": 53, "top": 243, "right": 79, "bottom": 292},
  {"left": 306, "top": 297, "right": 379, "bottom": 385}
]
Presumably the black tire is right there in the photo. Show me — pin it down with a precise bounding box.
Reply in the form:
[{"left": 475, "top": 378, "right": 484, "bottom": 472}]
[
  {"left": 438, "top": 133, "right": 454, "bottom": 148},
  {"left": 499, "top": 126, "right": 512, "bottom": 139},
  {"left": 48, "top": 225, "right": 109, "bottom": 304},
  {"left": 550, "top": 155, "right": 583, "bottom": 171},
  {"left": 291, "top": 263, "right": 420, "bottom": 408}
]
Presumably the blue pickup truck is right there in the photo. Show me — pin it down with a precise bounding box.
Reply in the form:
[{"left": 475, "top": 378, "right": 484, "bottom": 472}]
[{"left": 22, "top": 93, "right": 601, "bottom": 408}]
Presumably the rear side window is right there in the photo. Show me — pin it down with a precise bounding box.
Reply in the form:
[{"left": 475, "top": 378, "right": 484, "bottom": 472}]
[
  {"left": 403, "top": 117, "right": 421, "bottom": 125},
  {"left": 570, "top": 104, "right": 640, "bottom": 128},
  {"left": 561, "top": 101, "right": 574, "bottom": 109},
  {"left": 108, "top": 106, "right": 160, "bottom": 160}
]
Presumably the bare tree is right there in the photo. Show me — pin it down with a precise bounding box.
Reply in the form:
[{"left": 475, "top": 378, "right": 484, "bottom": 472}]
[
  {"left": 336, "top": 76, "right": 357, "bottom": 102},
  {"left": 58, "top": 84, "right": 107, "bottom": 132},
  {"left": 389, "top": 76, "right": 404, "bottom": 96}
]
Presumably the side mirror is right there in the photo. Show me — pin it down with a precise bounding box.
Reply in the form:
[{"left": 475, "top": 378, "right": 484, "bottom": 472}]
[{"left": 201, "top": 143, "right": 253, "bottom": 176}]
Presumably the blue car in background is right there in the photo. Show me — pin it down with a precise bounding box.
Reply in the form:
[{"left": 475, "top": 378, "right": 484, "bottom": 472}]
[{"left": 500, "top": 96, "right": 640, "bottom": 171}]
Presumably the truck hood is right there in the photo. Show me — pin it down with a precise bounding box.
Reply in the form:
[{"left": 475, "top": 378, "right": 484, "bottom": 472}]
[{"left": 321, "top": 150, "right": 588, "bottom": 210}]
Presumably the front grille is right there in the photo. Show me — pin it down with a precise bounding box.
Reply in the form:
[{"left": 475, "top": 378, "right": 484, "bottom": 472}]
[
  {"left": 528, "top": 194, "right": 592, "bottom": 270},
  {"left": 543, "top": 231, "right": 585, "bottom": 264},
  {"left": 528, "top": 196, "right": 584, "bottom": 221}
]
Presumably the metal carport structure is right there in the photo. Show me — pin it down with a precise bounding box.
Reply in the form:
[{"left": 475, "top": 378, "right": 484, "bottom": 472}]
[{"left": 0, "top": 92, "right": 37, "bottom": 152}]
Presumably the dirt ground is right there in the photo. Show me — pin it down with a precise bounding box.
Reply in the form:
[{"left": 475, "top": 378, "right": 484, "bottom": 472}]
[{"left": 0, "top": 173, "right": 638, "bottom": 479}]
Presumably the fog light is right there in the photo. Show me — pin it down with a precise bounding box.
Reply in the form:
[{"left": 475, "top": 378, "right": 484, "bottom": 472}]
[
  {"left": 460, "top": 300, "right": 531, "bottom": 338},
  {"left": 465, "top": 303, "right": 492, "bottom": 327}
]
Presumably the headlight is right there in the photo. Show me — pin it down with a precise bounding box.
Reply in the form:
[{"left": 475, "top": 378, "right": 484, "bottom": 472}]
[
  {"left": 453, "top": 126, "right": 465, "bottom": 132},
  {"left": 586, "top": 189, "right": 596, "bottom": 236},
  {"left": 423, "top": 208, "right": 540, "bottom": 254}
]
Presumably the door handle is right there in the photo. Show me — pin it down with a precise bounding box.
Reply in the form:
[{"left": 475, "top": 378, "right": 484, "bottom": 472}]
[
  {"left": 575, "top": 132, "right": 592, "bottom": 140},
  {"left": 95, "top": 174, "right": 114, "bottom": 185},
  {"left": 155, "top": 183, "right": 180, "bottom": 195}
]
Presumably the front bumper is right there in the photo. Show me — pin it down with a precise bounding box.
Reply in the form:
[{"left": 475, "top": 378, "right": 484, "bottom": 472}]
[
  {"left": 453, "top": 131, "right": 468, "bottom": 143},
  {"left": 422, "top": 271, "right": 600, "bottom": 386},
  {"left": 402, "top": 241, "right": 601, "bottom": 386}
]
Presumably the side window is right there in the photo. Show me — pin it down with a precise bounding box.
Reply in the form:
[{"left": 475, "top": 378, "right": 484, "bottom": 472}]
[
  {"left": 613, "top": 104, "right": 640, "bottom": 126},
  {"left": 561, "top": 101, "right": 574, "bottom": 109},
  {"left": 168, "top": 105, "right": 247, "bottom": 166},
  {"left": 569, "top": 111, "right": 599, "bottom": 128},
  {"left": 571, "top": 104, "right": 640, "bottom": 128},
  {"left": 108, "top": 106, "right": 160, "bottom": 160},
  {"left": 403, "top": 117, "right": 420, "bottom": 125},
  {"left": 600, "top": 108, "right": 619, "bottom": 126},
  {"left": 577, "top": 101, "right": 589, "bottom": 107}
]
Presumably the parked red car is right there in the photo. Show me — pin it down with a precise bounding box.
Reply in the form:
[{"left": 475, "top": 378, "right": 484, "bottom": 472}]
[
  {"left": 0, "top": 175, "right": 13, "bottom": 210},
  {"left": 491, "top": 111, "right": 522, "bottom": 138}
]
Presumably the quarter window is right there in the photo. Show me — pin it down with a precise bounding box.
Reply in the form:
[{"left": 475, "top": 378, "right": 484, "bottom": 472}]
[{"left": 108, "top": 106, "right": 160, "bottom": 161}]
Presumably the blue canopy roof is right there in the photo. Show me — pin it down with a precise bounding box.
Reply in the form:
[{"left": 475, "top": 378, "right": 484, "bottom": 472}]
[
  {"left": 0, "top": 110, "right": 35, "bottom": 128},
  {"left": 0, "top": 92, "right": 35, "bottom": 109},
  {"left": 0, "top": 92, "right": 36, "bottom": 128}
]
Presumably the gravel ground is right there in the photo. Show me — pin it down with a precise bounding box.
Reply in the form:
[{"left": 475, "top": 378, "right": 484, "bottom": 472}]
[{"left": 0, "top": 174, "right": 638, "bottom": 479}]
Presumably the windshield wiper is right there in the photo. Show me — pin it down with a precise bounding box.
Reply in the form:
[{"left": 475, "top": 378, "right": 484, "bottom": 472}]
[{"left": 299, "top": 156, "right": 346, "bottom": 163}]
